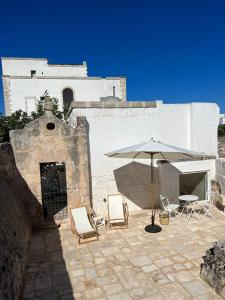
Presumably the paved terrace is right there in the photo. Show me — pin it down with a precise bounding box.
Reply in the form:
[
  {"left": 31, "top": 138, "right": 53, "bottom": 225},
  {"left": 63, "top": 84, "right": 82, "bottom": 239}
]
[{"left": 23, "top": 208, "right": 225, "bottom": 300}]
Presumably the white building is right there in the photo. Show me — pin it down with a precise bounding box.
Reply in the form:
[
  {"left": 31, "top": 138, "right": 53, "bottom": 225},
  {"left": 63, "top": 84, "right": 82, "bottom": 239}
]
[
  {"left": 1, "top": 57, "right": 126, "bottom": 115},
  {"left": 1, "top": 57, "right": 220, "bottom": 215},
  {"left": 68, "top": 100, "right": 219, "bottom": 214}
]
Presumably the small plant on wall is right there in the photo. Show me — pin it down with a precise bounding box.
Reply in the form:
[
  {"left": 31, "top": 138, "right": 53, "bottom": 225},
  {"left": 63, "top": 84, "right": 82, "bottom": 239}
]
[{"left": 31, "top": 90, "right": 63, "bottom": 120}]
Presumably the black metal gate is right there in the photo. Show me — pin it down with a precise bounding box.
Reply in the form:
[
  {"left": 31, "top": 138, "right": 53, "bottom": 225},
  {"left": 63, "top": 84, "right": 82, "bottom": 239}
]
[{"left": 40, "top": 162, "right": 68, "bottom": 220}]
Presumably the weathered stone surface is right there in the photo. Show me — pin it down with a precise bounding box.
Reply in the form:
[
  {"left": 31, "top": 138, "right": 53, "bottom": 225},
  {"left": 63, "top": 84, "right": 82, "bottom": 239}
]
[
  {"left": 8, "top": 111, "right": 91, "bottom": 226},
  {"left": 201, "top": 239, "right": 225, "bottom": 298},
  {"left": 0, "top": 142, "right": 45, "bottom": 298},
  {"left": 21, "top": 209, "right": 225, "bottom": 299},
  {"left": 218, "top": 138, "right": 225, "bottom": 158},
  {"left": 0, "top": 105, "right": 91, "bottom": 299}
]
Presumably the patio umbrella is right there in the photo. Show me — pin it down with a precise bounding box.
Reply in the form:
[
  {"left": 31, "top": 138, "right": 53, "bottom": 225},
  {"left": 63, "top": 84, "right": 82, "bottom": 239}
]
[{"left": 105, "top": 138, "right": 205, "bottom": 233}]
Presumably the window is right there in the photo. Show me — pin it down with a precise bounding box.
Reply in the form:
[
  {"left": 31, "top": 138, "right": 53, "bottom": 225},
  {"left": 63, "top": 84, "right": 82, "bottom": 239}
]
[
  {"left": 25, "top": 97, "right": 36, "bottom": 114},
  {"left": 113, "top": 86, "right": 115, "bottom": 97},
  {"left": 179, "top": 172, "right": 208, "bottom": 200},
  {"left": 63, "top": 88, "right": 74, "bottom": 108},
  {"left": 31, "top": 70, "right": 36, "bottom": 78}
]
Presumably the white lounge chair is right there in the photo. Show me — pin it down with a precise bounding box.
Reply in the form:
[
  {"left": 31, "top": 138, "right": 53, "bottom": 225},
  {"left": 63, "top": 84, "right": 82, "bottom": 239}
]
[
  {"left": 160, "top": 195, "right": 180, "bottom": 221},
  {"left": 71, "top": 206, "right": 99, "bottom": 244},
  {"left": 107, "top": 194, "right": 129, "bottom": 229}
]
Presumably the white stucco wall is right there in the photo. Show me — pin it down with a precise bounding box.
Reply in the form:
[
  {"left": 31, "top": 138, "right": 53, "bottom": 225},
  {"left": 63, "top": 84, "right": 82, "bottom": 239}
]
[
  {"left": 1, "top": 58, "right": 87, "bottom": 77},
  {"left": 1, "top": 58, "right": 126, "bottom": 114},
  {"left": 69, "top": 102, "right": 219, "bottom": 215},
  {"left": 158, "top": 159, "right": 216, "bottom": 203},
  {"left": 8, "top": 78, "right": 123, "bottom": 112}
]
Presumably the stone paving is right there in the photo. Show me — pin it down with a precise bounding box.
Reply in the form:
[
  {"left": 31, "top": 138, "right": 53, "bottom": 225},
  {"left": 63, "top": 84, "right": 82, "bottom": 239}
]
[{"left": 22, "top": 207, "right": 225, "bottom": 300}]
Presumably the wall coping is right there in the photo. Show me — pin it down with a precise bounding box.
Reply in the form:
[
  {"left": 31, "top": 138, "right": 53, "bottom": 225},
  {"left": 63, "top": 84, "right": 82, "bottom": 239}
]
[
  {"left": 2, "top": 75, "right": 125, "bottom": 80},
  {"left": 69, "top": 100, "right": 158, "bottom": 109}
]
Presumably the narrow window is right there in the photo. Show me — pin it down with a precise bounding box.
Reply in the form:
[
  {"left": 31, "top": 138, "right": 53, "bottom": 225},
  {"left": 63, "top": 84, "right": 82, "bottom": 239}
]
[
  {"left": 63, "top": 88, "right": 74, "bottom": 109},
  {"left": 113, "top": 86, "right": 115, "bottom": 97},
  {"left": 31, "top": 70, "right": 36, "bottom": 78}
]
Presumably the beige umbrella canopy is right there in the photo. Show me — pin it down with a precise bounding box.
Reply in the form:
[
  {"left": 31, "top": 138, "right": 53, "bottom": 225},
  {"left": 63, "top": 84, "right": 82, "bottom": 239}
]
[{"left": 105, "top": 138, "right": 205, "bottom": 232}]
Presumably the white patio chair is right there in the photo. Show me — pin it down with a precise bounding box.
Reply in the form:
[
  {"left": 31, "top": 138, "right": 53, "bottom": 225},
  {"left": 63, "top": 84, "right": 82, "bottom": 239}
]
[
  {"left": 160, "top": 195, "right": 180, "bottom": 221},
  {"left": 107, "top": 193, "right": 129, "bottom": 229},
  {"left": 196, "top": 191, "right": 215, "bottom": 219},
  {"left": 71, "top": 206, "right": 99, "bottom": 244}
]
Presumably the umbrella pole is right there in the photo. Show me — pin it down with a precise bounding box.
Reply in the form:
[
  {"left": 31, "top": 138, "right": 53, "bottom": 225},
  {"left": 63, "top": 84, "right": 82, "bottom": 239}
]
[
  {"left": 144, "top": 152, "right": 161, "bottom": 233},
  {"left": 151, "top": 153, "right": 154, "bottom": 226}
]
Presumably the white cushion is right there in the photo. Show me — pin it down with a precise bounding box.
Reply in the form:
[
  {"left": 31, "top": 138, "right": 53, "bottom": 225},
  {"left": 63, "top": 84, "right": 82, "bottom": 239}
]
[
  {"left": 108, "top": 194, "right": 125, "bottom": 221},
  {"left": 71, "top": 207, "right": 94, "bottom": 235},
  {"left": 167, "top": 204, "right": 179, "bottom": 211}
]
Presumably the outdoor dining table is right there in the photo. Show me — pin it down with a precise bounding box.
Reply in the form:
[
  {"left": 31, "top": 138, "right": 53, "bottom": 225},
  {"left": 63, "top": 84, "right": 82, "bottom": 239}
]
[{"left": 178, "top": 195, "right": 200, "bottom": 220}]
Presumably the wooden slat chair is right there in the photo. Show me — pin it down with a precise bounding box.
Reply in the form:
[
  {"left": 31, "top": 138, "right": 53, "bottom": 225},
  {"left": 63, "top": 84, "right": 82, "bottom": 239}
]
[
  {"left": 107, "top": 194, "right": 129, "bottom": 229},
  {"left": 71, "top": 206, "right": 99, "bottom": 244}
]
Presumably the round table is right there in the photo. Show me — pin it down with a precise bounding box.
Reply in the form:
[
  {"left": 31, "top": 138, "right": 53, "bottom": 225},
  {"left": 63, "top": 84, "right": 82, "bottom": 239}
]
[
  {"left": 178, "top": 195, "right": 199, "bottom": 220},
  {"left": 179, "top": 195, "right": 199, "bottom": 202}
]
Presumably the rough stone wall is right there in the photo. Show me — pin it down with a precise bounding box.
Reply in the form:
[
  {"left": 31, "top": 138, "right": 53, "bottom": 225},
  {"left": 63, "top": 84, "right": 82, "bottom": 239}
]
[
  {"left": 2, "top": 76, "right": 11, "bottom": 115},
  {"left": 0, "top": 143, "right": 39, "bottom": 300},
  {"left": 120, "top": 77, "right": 127, "bottom": 101},
  {"left": 218, "top": 137, "right": 225, "bottom": 158},
  {"left": 0, "top": 112, "right": 90, "bottom": 298},
  {"left": 9, "top": 112, "right": 90, "bottom": 225},
  {"left": 216, "top": 158, "right": 225, "bottom": 195},
  {"left": 201, "top": 240, "right": 225, "bottom": 299}
]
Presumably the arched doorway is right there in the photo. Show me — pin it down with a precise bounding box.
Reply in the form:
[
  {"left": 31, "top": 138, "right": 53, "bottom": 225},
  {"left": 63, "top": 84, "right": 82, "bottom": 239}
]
[{"left": 62, "top": 88, "right": 74, "bottom": 109}]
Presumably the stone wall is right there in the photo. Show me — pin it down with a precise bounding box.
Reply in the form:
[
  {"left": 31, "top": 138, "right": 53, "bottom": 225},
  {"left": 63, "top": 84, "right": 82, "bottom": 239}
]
[
  {"left": 9, "top": 111, "right": 90, "bottom": 225},
  {"left": 218, "top": 137, "right": 225, "bottom": 158},
  {"left": 0, "top": 107, "right": 91, "bottom": 298},
  {"left": 216, "top": 158, "right": 225, "bottom": 195},
  {"left": 0, "top": 143, "right": 41, "bottom": 299},
  {"left": 201, "top": 240, "right": 225, "bottom": 299}
]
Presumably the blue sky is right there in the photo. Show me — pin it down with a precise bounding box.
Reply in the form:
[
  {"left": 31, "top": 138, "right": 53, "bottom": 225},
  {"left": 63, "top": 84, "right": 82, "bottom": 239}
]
[{"left": 0, "top": 0, "right": 225, "bottom": 113}]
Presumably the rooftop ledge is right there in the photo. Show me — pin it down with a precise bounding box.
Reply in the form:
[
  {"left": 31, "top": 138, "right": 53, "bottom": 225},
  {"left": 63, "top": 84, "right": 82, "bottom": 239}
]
[
  {"left": 1, "top": 57, "right": 86, "bottom": 67},
  {"left": 70, "top": 100, "right": 163, "bottom": 109}
]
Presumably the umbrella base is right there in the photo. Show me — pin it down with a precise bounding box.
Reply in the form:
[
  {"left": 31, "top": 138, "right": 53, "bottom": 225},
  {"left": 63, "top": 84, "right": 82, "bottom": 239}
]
[{"left": 145, "top": 224, "right": 162, "bottom": 233}]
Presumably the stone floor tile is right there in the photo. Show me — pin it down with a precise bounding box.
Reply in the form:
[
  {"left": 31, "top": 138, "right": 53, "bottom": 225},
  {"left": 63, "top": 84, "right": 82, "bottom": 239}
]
[
  {"left": 116, "top": 271, "right": 140, "bottom": 289},
  {"left": 129, "top": 287, "right": 146, "bottom": 299},
  {"left": 22, "top": 209, "right": 225, "bottom": 300},
  {"left": 85, "top": 287, "right": 104, "bottom": 299},
  {"left": 141, "top": 293, "right": 166, "bottom": 300},
  {"left": 172, "top": 263, "right": 186, "bottom": 271},
  {"left": 34, "top": 277, "right": 52, "bottom": 290},
  {"left": 160, "top": 282, "right": 191, "bottom": 299},
  {"left": 182, "top": 280, "right": 210, "bottom": 297},
  {"left": 130, "top": 256, "right": 152, "bottom": 267},
  {"left": 102, "top": 283, "right": 123, "bottom": 295},
  {"left": 173, "top": 270, "right": 195, "bottom": 283},
  {"left": 142, "top": 264, "right": 158, "bottom": 273},
  {"left": 84, "top": 267, "right": 98, "bottom": 279},
  {"left": 96, "top": 274, "right": 118, "bottom": 286},
  {"left": 155, "top": 258, "right": 173, "bottom": 268},
  {"left": 184, "top": 261, "right": 195, "bottom": 269},
  {"left": 151, "top": 271, "right": 171, "bottom": 285},
  {"left": 107, "top": 291, "right": 132, "bottom": 300},
  {"left": 194, "top": 292, "right": 222, "bottom": 299}
]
